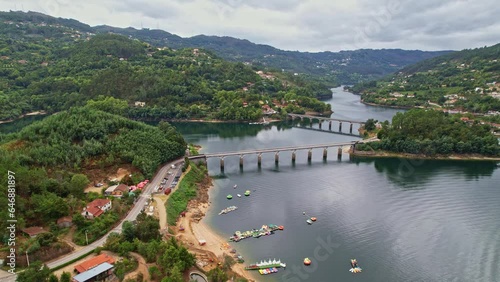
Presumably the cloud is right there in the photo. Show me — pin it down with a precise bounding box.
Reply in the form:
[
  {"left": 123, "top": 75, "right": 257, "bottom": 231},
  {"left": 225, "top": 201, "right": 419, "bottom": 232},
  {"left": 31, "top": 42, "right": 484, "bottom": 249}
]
[{"left": 1, "top": 0, "right": 499, "bottom": 51}]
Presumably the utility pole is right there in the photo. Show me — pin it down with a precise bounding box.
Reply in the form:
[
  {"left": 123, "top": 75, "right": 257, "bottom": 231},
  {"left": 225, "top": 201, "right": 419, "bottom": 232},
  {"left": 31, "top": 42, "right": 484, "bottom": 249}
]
[
  {"left": 25, "top": 250, "right": 29, "bottom": 267},
  {"left": 85, "top": 230, "right": 89, "bottom": 245}
]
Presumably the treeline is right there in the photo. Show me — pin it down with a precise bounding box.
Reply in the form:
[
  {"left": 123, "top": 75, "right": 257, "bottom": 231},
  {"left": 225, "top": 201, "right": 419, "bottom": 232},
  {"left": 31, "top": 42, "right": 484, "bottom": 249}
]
[
  {"left": 0, "top": 29, "right": 332, "bottom": 121},
  {"left": 357, "top": 109, "right": 500, "bottom": 156}
]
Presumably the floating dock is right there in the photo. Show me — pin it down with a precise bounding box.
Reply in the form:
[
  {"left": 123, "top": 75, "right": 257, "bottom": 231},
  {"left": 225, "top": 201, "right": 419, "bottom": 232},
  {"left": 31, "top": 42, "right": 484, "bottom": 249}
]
[{"left": 229, "top": 224, "right": 284, "bottom": 242}]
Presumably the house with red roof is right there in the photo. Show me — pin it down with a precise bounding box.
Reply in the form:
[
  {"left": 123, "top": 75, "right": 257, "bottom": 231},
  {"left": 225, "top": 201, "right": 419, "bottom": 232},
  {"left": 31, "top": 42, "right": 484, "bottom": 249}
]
[
  {"left": 22, "top": 227, "right": 48, "bottom": 238},
  {"left": 74, "top": 254, "right": 116, "bottom": 273},
  {"left": 81, "top": 199, "right": 112, "bottom": 219}
]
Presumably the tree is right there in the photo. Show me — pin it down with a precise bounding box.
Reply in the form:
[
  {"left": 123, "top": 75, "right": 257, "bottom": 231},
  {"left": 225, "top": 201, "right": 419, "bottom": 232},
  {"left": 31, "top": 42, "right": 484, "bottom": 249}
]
[
  {"left": 16, "top": 262, "right": 50, "bottom": 282},
  {"left": 161, "top": 265, "right": 184, "bottom": 282},
  {"left": 60, "top": 272, "right": 71, "bottom": 282},
  {"left": 207, "top": 267, "right": 228, "bottom": 282},
  {"left": 48, "top": 274, "right": 59, "bottom": 282},
  {"left": 364, "top": 119, "right": 378, "bottom": 131},
  {"left": 70, "top": 174, "right": 90, "bottom": 199},
  {"left": 122, "top": 220, "right": 136, "bottom": 242}
]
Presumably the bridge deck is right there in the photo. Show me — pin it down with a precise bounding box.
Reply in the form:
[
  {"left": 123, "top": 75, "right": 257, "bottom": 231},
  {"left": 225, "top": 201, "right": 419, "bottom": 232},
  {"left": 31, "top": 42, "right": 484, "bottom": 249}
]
[
  {"left": 288, "top": 114, "right": 365, "bottom": 124},
  {"left": 196, "top": 141, "right": 357, "bottom": 158}
]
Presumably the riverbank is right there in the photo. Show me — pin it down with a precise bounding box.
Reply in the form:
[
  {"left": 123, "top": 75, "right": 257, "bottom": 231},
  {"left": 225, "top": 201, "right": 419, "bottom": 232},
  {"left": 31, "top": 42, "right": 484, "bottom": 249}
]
[
  {"left": 351, "top": 149, "right": 500, "bottom": 161},
  {"left": 360, "top": 100, "right": 413, "bottom": 110},
  {"left": 171, "top": 164, "right": 256, "bottom": 281}
]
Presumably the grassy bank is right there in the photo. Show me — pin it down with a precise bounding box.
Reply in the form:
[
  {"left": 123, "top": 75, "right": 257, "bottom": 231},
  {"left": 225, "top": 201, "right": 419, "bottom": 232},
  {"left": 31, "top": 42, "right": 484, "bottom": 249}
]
[{"left": 166, "top": 162, "right": 207, "bottom": 226}]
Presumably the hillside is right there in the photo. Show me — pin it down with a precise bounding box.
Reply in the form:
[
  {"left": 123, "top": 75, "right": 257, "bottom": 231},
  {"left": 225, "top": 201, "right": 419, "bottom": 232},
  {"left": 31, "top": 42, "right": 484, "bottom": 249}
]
[
  {"left": 349, "top": 43, "right": 500, "bottom": 115},
  {"left": 1, "top": 10, "right": 450, "bottom": 86},
  {"left": 0, "top": 24, "right": 331, "bottom": 121},
  {"left": 0, "top": 107, "right": 186, "bottom": 248}
]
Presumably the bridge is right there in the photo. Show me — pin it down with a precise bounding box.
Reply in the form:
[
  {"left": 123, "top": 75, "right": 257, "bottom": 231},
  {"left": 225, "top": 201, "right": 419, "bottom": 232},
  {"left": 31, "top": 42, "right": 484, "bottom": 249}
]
[
  {"left": 189, "top": 141, "right": 358, "bottom": 171},
  {"left": 287, "top": 114, "right": 365, "bottom": 134},
  {"left": 292, "top": 124, "right": 362, "bottom": 137}
]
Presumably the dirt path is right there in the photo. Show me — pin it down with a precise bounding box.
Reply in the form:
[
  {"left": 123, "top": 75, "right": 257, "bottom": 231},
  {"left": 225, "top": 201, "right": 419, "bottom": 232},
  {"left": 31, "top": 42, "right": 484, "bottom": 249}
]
[
  {"left": 154, "top": 195, "right": 167, "bottom": 230},
  {"left": 124, "top": 252, "right": 150, "bottom": 281}
]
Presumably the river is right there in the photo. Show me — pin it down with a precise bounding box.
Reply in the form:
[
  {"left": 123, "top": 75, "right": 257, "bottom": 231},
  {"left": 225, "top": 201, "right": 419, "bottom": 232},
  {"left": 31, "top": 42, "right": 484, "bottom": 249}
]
[{"left": 176, "top": 87, "right": 500, "bottom": 282}]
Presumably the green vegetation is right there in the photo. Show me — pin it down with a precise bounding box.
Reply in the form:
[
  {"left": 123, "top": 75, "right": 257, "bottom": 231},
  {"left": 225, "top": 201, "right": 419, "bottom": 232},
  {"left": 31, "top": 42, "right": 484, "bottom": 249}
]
[
  {"left": 349, "top": 44, "right": 500, "bottom": 113},
  {"left": 356, "top": 109, "right": 500, "bottom": 156},
  {"left": 16, "top": 262, "right": 51, "bottom": 282},
  {"left": 0, "top": 13, "right": 333, "bottom": 122},
  {"left": 167, "top": 162, "right": 207, "bottom": 225},
  {"left": 104, "top": 216, "right": 195, "bottom": 282}
]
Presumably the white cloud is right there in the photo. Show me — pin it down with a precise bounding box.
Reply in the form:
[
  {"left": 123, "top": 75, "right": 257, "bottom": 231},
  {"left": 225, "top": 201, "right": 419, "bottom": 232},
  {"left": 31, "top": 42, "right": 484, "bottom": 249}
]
[{"left": 1, "top": 0, "right": 499, "bottom": 51}]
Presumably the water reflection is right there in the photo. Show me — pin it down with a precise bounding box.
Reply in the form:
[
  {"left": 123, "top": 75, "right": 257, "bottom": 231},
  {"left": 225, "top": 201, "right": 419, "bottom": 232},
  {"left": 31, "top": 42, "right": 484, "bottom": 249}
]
[{"left": 353, "top": 157, "right": 498, "bottom": 186}]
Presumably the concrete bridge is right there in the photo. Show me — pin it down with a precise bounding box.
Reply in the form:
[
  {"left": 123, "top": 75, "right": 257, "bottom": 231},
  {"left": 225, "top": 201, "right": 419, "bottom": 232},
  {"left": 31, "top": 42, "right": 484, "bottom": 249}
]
[
  {"left": 287, "top": 114, "right": 365, "bottom": 134},
  {"left": 189, "top": 141, "right": 358, "bottom": 171},
  {"left": 292, "top": 123, "right": 362, "bottom": 137}
]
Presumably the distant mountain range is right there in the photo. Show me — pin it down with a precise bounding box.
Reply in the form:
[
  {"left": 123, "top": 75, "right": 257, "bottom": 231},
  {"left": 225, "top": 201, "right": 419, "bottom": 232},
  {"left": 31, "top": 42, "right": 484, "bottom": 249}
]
[
  {"left": 0, "top": 10, "right": 451, "bottom": 85},
  {"left": 348, "top": 43, "right": 500, "bottom": 113}
]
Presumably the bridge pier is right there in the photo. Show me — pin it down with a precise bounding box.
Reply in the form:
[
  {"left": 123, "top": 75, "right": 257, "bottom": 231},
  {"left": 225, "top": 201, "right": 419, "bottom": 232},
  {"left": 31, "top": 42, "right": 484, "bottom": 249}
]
[
  {"left": 339, "top": 122, "right": 343, "bottom": 132},
  {"left": 292, "top": 151, "right": 296, "bottom": 163},
  {"left": 220, "top": 157, "right": 225, "bottom": 172},
  {"left": 350, "top": 123, "right": 353, "bottom": 134},
  {"left": 323, "top": 148, "right": 328, "bottom": 160},
  {"left": 275, "top": 152, "right": 279, "bottom": 164},
  {"left": 319, "top": 121, "right": 322, "bottom": 129},
  {"left": 337, "top": 147, "right": 342, "bottom": 160},
  {"left": 308, "top": 149, "right": 312, "bottom": 162},
  {"left": 239, "top": 155, "right": 244, "bottom": 168},
  {"left": 329, "top": 121, "right": 332, "bottom": 130},
  {"left": 257, "top": 153, "right": 262, "bottom": 167}
]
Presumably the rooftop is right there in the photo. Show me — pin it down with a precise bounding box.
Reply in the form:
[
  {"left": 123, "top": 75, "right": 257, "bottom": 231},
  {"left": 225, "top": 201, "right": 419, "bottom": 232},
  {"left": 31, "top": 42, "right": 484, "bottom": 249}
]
[
  {"left": 75, "top": 254, "right": 115, "bottom": 273},
  {"left": 73, "top": 262, "right": 114, "bottom": 282}
]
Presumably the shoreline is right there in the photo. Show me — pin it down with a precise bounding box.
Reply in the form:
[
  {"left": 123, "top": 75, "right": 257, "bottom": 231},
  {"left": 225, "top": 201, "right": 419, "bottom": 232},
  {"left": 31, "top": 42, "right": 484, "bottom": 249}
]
[
  {"left": 360, "top": 100, "right": 413, "bottom": 110},
  {"left": 172, "top": 168, "right": 256, "bottom": 281},
  {"left": 351, "top": 150, "right": 500, "bottom": 161}
]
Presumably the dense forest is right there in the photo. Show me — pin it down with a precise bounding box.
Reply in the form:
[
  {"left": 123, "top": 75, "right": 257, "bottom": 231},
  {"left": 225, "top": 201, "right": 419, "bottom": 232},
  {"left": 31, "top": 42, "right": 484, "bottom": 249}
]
[
  {"left": 0, "top": 10, "right": 450, "bottom": 87},
  {"left": 0, "top": 20, "right": 331, "bottom": 121},
  {"left": 0, "top": 108, "right": 186, "bottom": 243},
  {"left": 356, "top": 109, "right": 500, "bottom": 156},
  {"left": 348, "top": 44, "right": 500, "bottom": 113}
]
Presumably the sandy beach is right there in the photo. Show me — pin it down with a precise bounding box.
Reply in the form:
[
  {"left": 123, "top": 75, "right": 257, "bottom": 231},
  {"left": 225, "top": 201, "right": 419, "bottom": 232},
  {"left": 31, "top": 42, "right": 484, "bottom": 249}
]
[{"left": 171, "top": 180, "right": 257, "bottom": 281}]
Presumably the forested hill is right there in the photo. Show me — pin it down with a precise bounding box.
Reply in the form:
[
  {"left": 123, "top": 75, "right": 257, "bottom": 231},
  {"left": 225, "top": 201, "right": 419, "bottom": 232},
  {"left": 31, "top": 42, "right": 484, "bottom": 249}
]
[
  {"left": 349, "top": 44, "right": 500, "bottom": 113},
  {"left": 0, "top": 26, "right": 331, "bottom": 121},
  {"left": 0, "top": 107, "right": 186, "bottom": 233},
  {"left": 0, "top": 10, "right": 450, "bottom": 85}
]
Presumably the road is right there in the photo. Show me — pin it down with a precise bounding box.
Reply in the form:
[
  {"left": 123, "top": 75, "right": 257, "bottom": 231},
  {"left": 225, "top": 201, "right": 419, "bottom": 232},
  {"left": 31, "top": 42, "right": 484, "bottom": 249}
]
[{"left": 45, "top": 159, "right": 184, "bottom": 269}]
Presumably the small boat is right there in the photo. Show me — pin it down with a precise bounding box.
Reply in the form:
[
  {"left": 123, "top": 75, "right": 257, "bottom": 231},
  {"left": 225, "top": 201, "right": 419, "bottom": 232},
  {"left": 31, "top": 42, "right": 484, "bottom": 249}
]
[
  {"left": 234, "top": 184, "right": 237, "bottom": 188},
  {"left": 304, "top": 258, "right": 311, "bottom": 265},
  {"left": 227, "top": 195, "right": 233, "bottom": 199},
  {"left": 245, "top": 190, "right": 251, "bottom": 196},
  {"left": 303, "top": 212, "right": 306, "bottom": 215},
  {"left": 278, "top": 225, "right": 284, "bottom": 230},
  {"left": 349, "top": 259, "right": 362, "bottom": 273},
  {"left": 237, "top": 194, "right": 242, "bottom": 198},
  {"left": 310, "top": 217, "right": 317, "bottom": 222},
  {"left": 306, "top": 219, "right": 313, "bottom": 225}
]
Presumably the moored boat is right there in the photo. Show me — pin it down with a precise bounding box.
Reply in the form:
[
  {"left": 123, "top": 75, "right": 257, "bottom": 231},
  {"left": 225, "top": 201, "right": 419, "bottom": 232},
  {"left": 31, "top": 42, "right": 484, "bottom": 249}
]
[
  {"left": 245, "top": 259, "right": 287, "bottom": 270},
  {"left": 349, "top": 259, "right": 362, "bottom": 273},
  {"left": 310, "top": 217, "right": 317, "bottom": 221},
  {"left": 227, "top": 194, "right": 233, "bottom": 199},
  {"left": 237, "top": 194, "right": 241, "bottom": 197},
  {"left": 304, "top": 258, "right": 311, "bottom": 265},
  {"left": 306, "top": 219, "right": 313, "bottom": 225},
  {"left": 245, "top": 190, "right": 251, "bottom": 196},
  {"left": 218, "top": 206, "right": 238, "bottom": 215}
]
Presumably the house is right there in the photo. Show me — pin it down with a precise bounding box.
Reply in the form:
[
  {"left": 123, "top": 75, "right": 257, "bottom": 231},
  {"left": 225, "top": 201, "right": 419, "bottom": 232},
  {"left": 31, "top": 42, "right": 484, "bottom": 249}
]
[
  {"left": 74, "top": 254, "right": 116, "bottom": 273},
  {"left": 57, "top": 216, "right": 73, "bottom": 228},
  {"left": 111, "top": 184, "right": 128, "bottom": 197},
  {"left": 104, "top": 185, "right": 117, "bottom": 196},
  {"left": 72, "top": 262, "right": 114, "bottom": 282},
  {"left": 22, "top": 227, "right": 48, "bottom": 238},
  {"left": 134, "top": 101, "right": 146, "bottom": 107},
  {"left": 81, "top": 199, "right": 112, "bottom": 219}
]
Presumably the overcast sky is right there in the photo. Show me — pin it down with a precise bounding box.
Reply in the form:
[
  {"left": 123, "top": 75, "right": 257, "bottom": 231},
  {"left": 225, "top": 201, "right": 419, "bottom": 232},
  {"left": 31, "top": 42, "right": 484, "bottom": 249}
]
[{"left": 2, "top": 0, "right": 499, "bottom": 52}]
